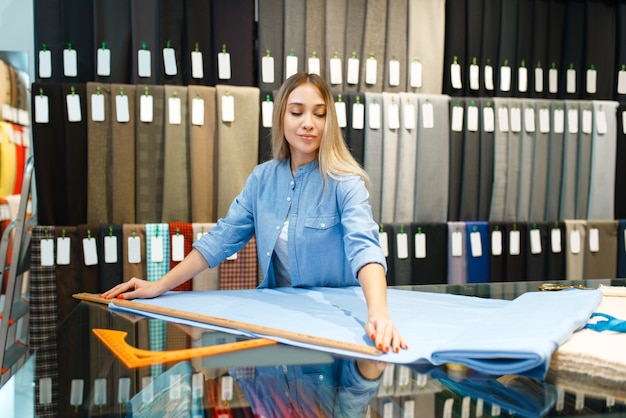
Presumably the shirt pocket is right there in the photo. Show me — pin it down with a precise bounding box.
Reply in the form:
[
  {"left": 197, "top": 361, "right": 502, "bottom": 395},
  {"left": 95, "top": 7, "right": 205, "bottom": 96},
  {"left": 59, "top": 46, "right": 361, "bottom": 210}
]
[{"left": 304, "top": 214, "right": 340, "bottom": 230}]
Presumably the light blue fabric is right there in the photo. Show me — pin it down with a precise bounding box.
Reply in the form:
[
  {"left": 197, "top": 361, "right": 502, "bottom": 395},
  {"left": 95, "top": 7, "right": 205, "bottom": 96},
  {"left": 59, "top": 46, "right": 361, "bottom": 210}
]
[
  {"left": 192, "top": 159, "right": 386, "bottom": 288},
  {"left": 109, "top": 286, "right": 602, "bottom": 378}
]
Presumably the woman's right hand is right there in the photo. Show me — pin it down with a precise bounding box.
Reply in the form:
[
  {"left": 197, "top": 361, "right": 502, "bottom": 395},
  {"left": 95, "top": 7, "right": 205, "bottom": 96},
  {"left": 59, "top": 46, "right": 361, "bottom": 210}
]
[{"left": 100, "top": 277, "right": 165, "bottom": 301}]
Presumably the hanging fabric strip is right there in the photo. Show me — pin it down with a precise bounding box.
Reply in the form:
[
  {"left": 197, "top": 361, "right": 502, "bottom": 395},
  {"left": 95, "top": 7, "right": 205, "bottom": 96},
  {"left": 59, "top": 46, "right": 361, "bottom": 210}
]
[
  {"left": 564, "top": 219, "right": 587, "bottom": 281},
  {"left": 111, "top": 83, "right": 136, "bottom": 224},
  {"left": 583, "top": 220, "right": 618, "bottom": 280},
  {"left": 394, "top": 92, "right": 418, "bottom": 224},
  {"left": 363, "top": 92, "right": 383, "bottom": 222},
  {"left": 257, "top": 0, "right": 284, "bottom": 91},
  {"left": 191, "top": 223, "right": 219, "bottom": 291},
  {"left": 380, "top": 92, "right": 400, "bottom": 223},
  {"left": 358, "top": 0, "right": 387, "bottom": 93},
  {"left": 447, "top": 221, "right": 467, "bottom": 285},
  {"left": 122, "top": 223, "right": 147, "bottom": 282}
]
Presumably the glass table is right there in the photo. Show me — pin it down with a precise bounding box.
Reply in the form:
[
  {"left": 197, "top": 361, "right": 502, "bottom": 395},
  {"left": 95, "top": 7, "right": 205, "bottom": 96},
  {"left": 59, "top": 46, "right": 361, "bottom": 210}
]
[{"left": 29, "top": 278, "right": 626, "bottom": 417}]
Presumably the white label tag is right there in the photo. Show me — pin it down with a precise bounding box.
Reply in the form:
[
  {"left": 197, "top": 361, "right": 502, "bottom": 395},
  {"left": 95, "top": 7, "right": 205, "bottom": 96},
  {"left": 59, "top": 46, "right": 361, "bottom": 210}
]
[
  {"left": 566, "top": 68, "right": 576, "bottom": 94},
  {"left": 70, "top": 379, "right": 84, "bottom": 407},
  {"left": 39, "top": 49, "right": 52, "bottom": 78},
  {"left": 396, "top": 232, "right": 408, "bottom": 259},
  {"left": 191, "top": 51, "right": 204, "bottom": 79},
  {"left": 582, "top": 109, "right": 593, "bottom": 134},
  {"left": 127, "top": 236, "right": 141, "bottom": 263},
  {"left": 329, "top": 57, "right": 342, "bottom": 84},
  {"left": 554, "top": 108, "right": 565, "bottom": 134},
  {"left": 410, "top": 60, "right": 422, "bottom": 88},
  {"left": 138, "top": 49, "right": 151, "bottom": 78},
  {"left": 168, "top": 97, "right": 182, "bottom": 125},
  {"left": 35, "top": 94, "right": 50, "bottom": 123},
  {"left": 510, "top": 106, "right": 521, "bottom": 133},
  {"left": 192, "top": 97, "right": 205, "bottom": 126},
  {"left": 82, "top": 237, "right": 98, "bottom": 266},
  {"left": 335, "top": 101, "right": 347, "bottom": 128},
  {"left": 387, "top": 102, "right": 400, "bottom": 130},
  {"left": 500, "top": 65, "right": 511, "bottom": 91},
  {"left": 461, "top": 397, "right": 471, "bottom": 418},
  {"left": 623, "top": 111, "right": 626, "bottom": 135},
  {"left": 568, "top": 108, "right": 579, "bottom": 133},
  {"left": 383, "top": 401, "right": 394, "bottom": 418},
  {"left": 549, "top": 67, "right": 558, "bottom": 93},
  {"left": 41, "top": 238, "right": 55, "bottom": 266},
  {"left": 403, "top": 103, "right": 416, "bottom": 130},
  {"left": 308, "top": 56, "right": 320, "bottom": 76},
  {"left": 218, "top": 52, "right": 231, "bottom": 79},
  {"left": 261, "top": 100, "right": 273, "bottom": 128},
  {"left": 63, "top": 48, "right": 78, "bottom": 77},
  {"left": 484, "top": 64, "right": 494, "bottom": 90},
  {"left": 469, "top": 64, "right": 479, "bottom": 90},
  {"left": 443, "top": 398, "right": 454, "bottom": 418},
  {"left": 491, "top": 230, "right": 501, "bottom": 256},
  {"left": 470, "top": 231, "right": 482, "bottom": 257},
  {"left": 586, "top": 68, "right": 597, "bottom": 94},
  {"left": 415, "top": 232, "right": 426, "bottom": 259},
  {"left": 539, "top": 108, "right": 550, "bottom": 133},
  {"left": 525, "top": 107, "right": 535, "bottom": 132},
  {"left": 379, "top": 231, "right": 389, "bottom": 257},
  {"left": 104, "top": 235, "right": 118, "bottom": 264},
  {"left": 422, "top": 102, "right": 434, "bottom": 129},
  {"left": 285, "top": 54, "right": 298, "bottom": 79},
  {"left": 570, "top": 229, "right": 581, "bottom": 254},
  {"left": 498, "top": 106, "right": 509, "bottom": 132},
  {"left": 97, "top": 48, "right": 111, "bottom": 76},
  {"left": 589, "top": 228, "right": 600, "bottom": 253},
  {"left": 451, "top": 231, "right": 463, "bottom": 257},
  {"left": 451, "top": 105, "right": 464, "bottom": 132},
  {"left": 403, "top": 400, "right": 415, "bottom": 418},
  {"left": 450, "top": 62, "right": 462, "bottom": 89},
  {"left": 172, "top": 234, "right": 185, "bottom": 261},
  {"left": 169, "top": 375, "right": 181, "bottom": 401},
  {"left": 261, "top": 55, "right": 274, "bottom": 84},
  {"left": 220, "top": 376, "right": 233, "bottom": 401},
  {"left": 221, "top": 95, "right": 235, "bottom": 122},
  {"left": 467, "top": 105, "right": 478, "bottom": 132},
  {"left": 192, "top": 373, "right": 204, "bottom": 399},
  {"left": 388, "top": 59, "right": 400, "bottom": 86},
  {"left": 66, "top": 94, "right": 82, "bottom": 122},
  {"left": 140, "top": 94, "right": 154, "bottom": 123},
  {"left": 347, "top": 57, "right": 359, "bottom": 85},
  {"left": 483, "top": 106, "right": 495, "bottom": 132},
  {"left": 226, "top": 251, "right": 238, "bottom": 261},
  {"left": 366, "top": 57, "right": 377, "bottom": 85},
  {"left": 596, "top": 109, "right": 607, "bottom": 134},
  {"left": 535, "top": 67, "right": 544, "bottom": 92},
  {"left": 551, "top": 228, "right": 562, "bottom": 253},
  {"left": 91, "top": 94, "right": 105, "bottom": 122},
  {"left": 518, "top": 66, "right": 528, "bottom": 92},
  {"left": 151, "top": 236, "right": 164, "bottom": 263},
  {"left": 619, "top": 70, "right": 626, "bottom": 94},
  {"left": 368, "top": 102, "right": 381, "bottom": 129},
  {"left": 352, "top": 102, "right": 364, "bottom": 129},
  {"left": 163, "top": 47, "right": 178, "bottom": 76},
  {"left": 57, "top": 236, "right": 71, "bottom": 265},
  {"left": 116, "top": 94, "right": 130, "bottom": 123},
  {"left": 530, "top": 229, "right": 542, "bottom": 254},
  {"left": 509, "top": 230, "right": 520, "bottom": 255}
]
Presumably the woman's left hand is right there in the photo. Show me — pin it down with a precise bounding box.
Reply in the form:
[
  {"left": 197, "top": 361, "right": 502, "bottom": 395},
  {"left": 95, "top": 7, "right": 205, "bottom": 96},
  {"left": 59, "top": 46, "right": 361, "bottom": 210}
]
[{"left": 365, "top": 315, "right": 408, "bottom": 354}]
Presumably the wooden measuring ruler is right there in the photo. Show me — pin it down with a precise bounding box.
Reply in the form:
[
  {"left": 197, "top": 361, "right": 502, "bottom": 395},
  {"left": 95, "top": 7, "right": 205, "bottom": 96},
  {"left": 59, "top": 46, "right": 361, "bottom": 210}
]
[
  {"left": 92, "top": 328, "right": 276, "bottom": 368},
  {"left": 74, "top": 293, "right": 382, "bottom": 357}
]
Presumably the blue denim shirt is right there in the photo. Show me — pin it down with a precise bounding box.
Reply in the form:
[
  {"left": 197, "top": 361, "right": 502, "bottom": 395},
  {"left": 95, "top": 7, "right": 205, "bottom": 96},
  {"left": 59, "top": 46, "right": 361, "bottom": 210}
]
[{"left": 192, "top": 158, "right": 386, "bottom": 288}]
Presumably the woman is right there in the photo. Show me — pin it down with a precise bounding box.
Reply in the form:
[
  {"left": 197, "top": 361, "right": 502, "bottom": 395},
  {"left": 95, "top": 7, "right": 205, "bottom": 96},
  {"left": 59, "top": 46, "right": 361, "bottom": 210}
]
[{"left": 102, "top": 72, "right": 407, "bottom": 356}]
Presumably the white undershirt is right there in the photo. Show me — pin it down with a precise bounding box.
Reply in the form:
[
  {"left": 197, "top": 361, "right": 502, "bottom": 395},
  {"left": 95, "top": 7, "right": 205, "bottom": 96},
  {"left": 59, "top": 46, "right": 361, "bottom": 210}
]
[{"left": 273, "top": 217, "right": 291, "bottom": 287}]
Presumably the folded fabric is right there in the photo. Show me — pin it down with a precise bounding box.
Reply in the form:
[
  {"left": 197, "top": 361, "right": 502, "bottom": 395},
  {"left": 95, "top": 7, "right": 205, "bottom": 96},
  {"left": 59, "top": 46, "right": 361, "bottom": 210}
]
[
  {"left": 550, "top": 285, "right": 626, "bottom": 391},
  {"left": 108, "top": 287, "right": 602, "bottom": 378}
]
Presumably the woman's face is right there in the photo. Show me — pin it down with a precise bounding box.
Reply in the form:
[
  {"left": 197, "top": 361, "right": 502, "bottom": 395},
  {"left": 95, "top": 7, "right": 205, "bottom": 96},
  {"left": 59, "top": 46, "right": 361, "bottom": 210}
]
[{"left": 283, "top": 82, "right": 326, "bottom": 170}]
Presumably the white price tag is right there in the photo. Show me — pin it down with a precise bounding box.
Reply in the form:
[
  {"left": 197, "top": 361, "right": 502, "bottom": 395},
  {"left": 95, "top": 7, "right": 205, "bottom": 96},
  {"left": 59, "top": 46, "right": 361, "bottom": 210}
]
[
  {"left": 57, "top": 236, "right": 71, "bottom": 265},
  {"left": 498, "top": 106, "right": 509, "bottom": 132},
  {"left": 387, "top": 101, "right": 400, "bottom": 130},
  {"left": 403, "top": 102, "right": 416, "bottom": 130},
  {"left": 151, "top": 236, "right": 164, "bottom": 263},
  {"left": 467, "top": 104, "right": 478, "bottom": 132},
  {"left": 352, "top": 102, "right": 364, "bottom": 129},
  {"left": 618, "top": 69, "right": 626, "bottom": 94},
  {"left": 410, "top": 60, "right": 422, "bottom": 88},
  {"left": 368, "top": 102, "right": 381, "bottom": 129},
  {"left": 140, "top": 94, "right": 154, "bottom": 123},
  {"left": 66, "top": 93, "right": 82, "bottom": 122},
  {"left": 596, "top": 109, "right": 607, "bottom": 134},
  {"left": 285, "top": 54, "right": 298, "bottom": 79},
  {"left": 484, "top": 64, "right": 494, "bottom": 91},
  {"left": 41, "top": 238, "right": 55, "bottom": 266},
  {"left": 221, "top": 95, "right": 235, "bottom": 122},
  {"left": 379, "top": 231, "right": 389, "bottom": 257},
  {"left": 261, "top": 99, "right": 273, "bottom": 128},
  {"left": 500, "top": 64, "right": 511, "bottom": 91},
  {"left": 415, "top": 231, "right": 426, "bottom": 259},
  {"left": 91, "top": 93, "right": 105, "bottom": 122},
  {"left": 510, "top": 106, "right": 521, "bottom": 133},
  {"left": 570, "top": 229, "right": 581, "bottom": 254},
  {"left": 450, "top": 61, "right": 462, "bottom": 89},
  {"left": 347, "top": 57, "right": 359, "bottom": 85},
  {"left": 116, "top": 94, "right": 130, "bottom": 123},
  {"left": 469, "top": 63, "right": 479, "bottom": 90},
  {"left": 218, "top": 52, "right": 231, "bottom": 80},
  {"left": 539, "top": 107, "right": 550, "bottom": 133},
  {"left": 422, "top": 102, "right": 434, "bottom": 129},
  {"left": 192, "top": 97, "right": 205, "bottom": 126},
  {"left": 39, "top": 49, "right": 52, "bottom": 78},
  {"left": 554, "top": 108, "right": 564, "bottom": 134},
  {"left": 63, "top": 48, "right": 78, "bottom": 77},
  {"left": 451, "top": 105, "right": 464, "bottom": 132},
  {"left": 168, "top": 96, "right": 182, "bottom": 125},
  {"left": 163, "top": 47, "right": 178, "bottom": 76},
  {"left": 308, "top": 56, "right": 320, "bottom": 75},
  {"left": 582, "top": 109, "right": 593, "bottom": 134},
  {"left": 329, "top": 57, "right": 342, "bottom": 84},
  {"left": 172, "top": 234, "right": 185, "bottom": 261},
  {"left": 535, "top": 67, "right": 544, "bottom": 92},
  {"left": 518, "top": 66, "right": 528, "bottom": 92},
  {"left": 191, "top": 50, "right": 204, "bottom": 79},
  {"left": 549, "top": 67, "right": 558, "bottom": 93},
  {"left": 261, "top": 55, "right": 274, "bottom": 84},
  {"left": 82, "top": 237, "right": 98, "bottom": 266},
  {"left": 483, "top": 106, "right": 495, "bottom": 132},
  {"left": 388, "top": 59, "right": 400, "bottom": 86},
  {"left": 589, "top": 228, "right": 599, "bottom": 253},
  {"left": 566, "top": 68, "right": 576, "bottom": 94},
  {"left": 524, "top": 107, "right": 535, "bottom": 132},
  {"left": 138, "top": 48, "right": 151, "bottom": 78},
  {"left": 451, "top": 231, "right": 463, "bottom": 257},
  {"left": 530, "top": 228, "right": 542, "bottom": 254},
  {"left": 470, "top": 231, "right": 482, "bottom": 257},
  {"left": 128, "top": 236, "right": 141, "bottom": 263},
  {"left": 366, "top": 57, "right": 377, "bottom": 85},
  {"left": 491, "top": 230, "right": 502, "bottom": 256},
  {"left": 97, "top": 48, "right": 111, "bottom": 76},
  {"left": 335, "top": 100, "right": 347, "bottom": 128},
  {"left": 104, "top": 235, "right": 118, "bottom": 264},
  {"left": 568, "top": 108, "right": 579, "bottom": 134},
  {"left": 396, "top": 232, "right": 408, "bottom": 259},
  {"left": 509, "top": 230, "right": 520, "bottom": 255},
  {"left": 586, "top": 68, "right": 597, "bottom": 94},
  {"left": 551, "top": 228, "right": 562, "bottom": 253}
]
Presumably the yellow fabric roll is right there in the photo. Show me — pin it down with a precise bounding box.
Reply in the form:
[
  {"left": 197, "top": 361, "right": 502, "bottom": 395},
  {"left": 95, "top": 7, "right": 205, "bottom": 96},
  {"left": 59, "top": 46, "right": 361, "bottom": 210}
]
[{"left": 0, "top": 122, "right": 16, "bottom": 197}]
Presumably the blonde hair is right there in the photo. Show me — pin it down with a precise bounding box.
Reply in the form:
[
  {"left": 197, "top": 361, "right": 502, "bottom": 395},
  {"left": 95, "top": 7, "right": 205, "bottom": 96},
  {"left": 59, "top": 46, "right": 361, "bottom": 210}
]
[{"left": 271, "top": 72, "right": 371, "bottom": 190}]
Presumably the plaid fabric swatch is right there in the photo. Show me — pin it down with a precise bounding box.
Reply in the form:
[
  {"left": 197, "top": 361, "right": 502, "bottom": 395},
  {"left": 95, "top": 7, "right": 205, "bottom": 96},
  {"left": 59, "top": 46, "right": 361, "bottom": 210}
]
[
  {"left": 169, "top": 222, "right": 193, "bottom": 291},
  {"left": 122, "top": 223, "right": 146, "bottom": 281},
  {"left": 146, "top": 223, "right": 169, "bottom": 377},
  {"left": 30, "top": 226, "right": 58, "bottom": 418},
  {"left": 219, "top": 236, "right": 258, "bottom": 290},
  {"left": 191, "top": 223, "right": 219, "bottom": 291}
]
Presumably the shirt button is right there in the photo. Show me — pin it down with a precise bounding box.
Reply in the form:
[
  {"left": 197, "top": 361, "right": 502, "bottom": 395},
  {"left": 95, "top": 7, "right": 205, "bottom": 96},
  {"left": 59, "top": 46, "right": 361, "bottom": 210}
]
[
  {"left": 266, "top": 251, "right": 271, "bottom": 257},
  {"left": 275, "top": 225, "right": 280, "bottom": 230},
  {"left": 320, "top": 223, "right": 326, "bottom": 228},
  {"left": 287, "top": 196, "right": 291, "bottom": 202},
  {"left": 290, "top": 181, "right": 294, "bottom": 186}
]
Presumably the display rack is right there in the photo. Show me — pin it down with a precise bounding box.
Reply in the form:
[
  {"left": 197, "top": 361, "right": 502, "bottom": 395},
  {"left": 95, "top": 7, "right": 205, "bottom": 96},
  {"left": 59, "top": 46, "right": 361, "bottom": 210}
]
[{"left": 0, "top": 155, "right": 35, "bottom": 389}]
